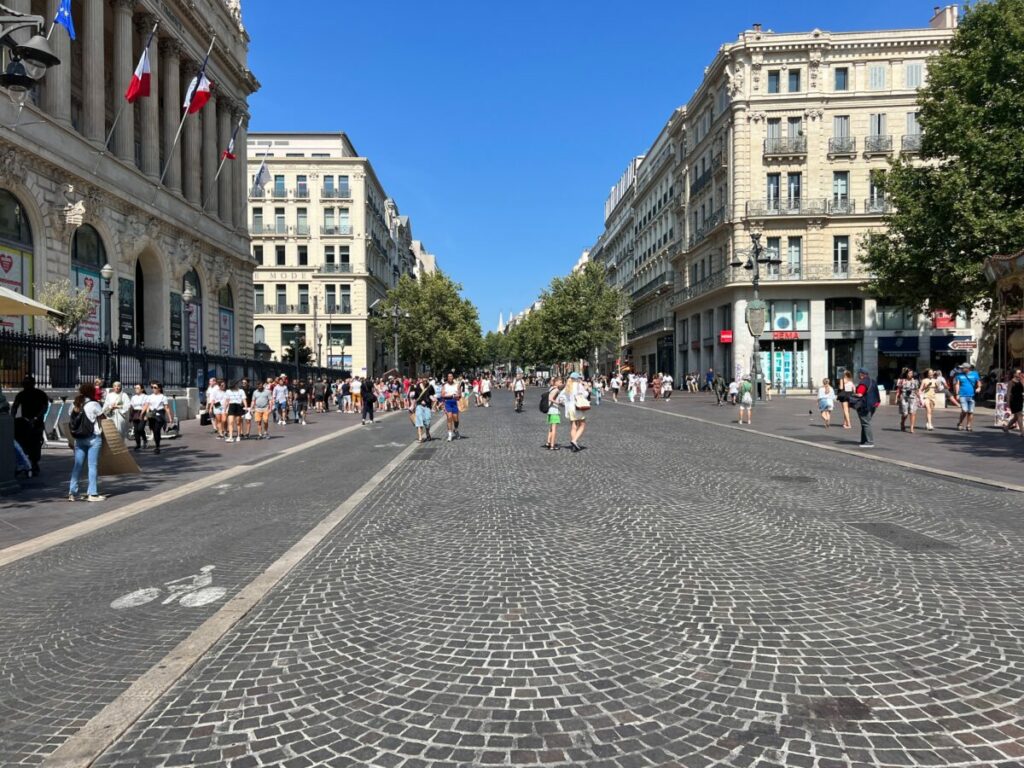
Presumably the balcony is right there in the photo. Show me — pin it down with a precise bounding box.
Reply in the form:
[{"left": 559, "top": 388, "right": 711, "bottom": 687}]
[
  {"left": 293, "top": 185, "right": 310, "bottom": 200},
  {"left": 828, "top": 136, "right": 857, "bottom": 156},
  {"left": 712, "top": 152, "right": 727, "bottom": 175},
  {"left": 256, "top": 303, "right": 313, "bottom": 315},
  {"left": 828, "top": 197, "right": 856, "bottom": 215},
  {"left": 321, "top": 187, "right": 353, "bottom": 200},
  {"left": 250, "top": 224, "right": 288, "bottom": 237},
  {"left": 270, "top": 187, "right": 289, "bottom": 200},
  {"left": 321, "top": 224, "right": 354, "bottom": 236},
  {"left": 764, "top": 136, "right": 807, "bottom": 157},
  {"left": 249, "top": 187, "right": 266, "bottom": 200},
  {"left": 745, "top": 198, "right": 827, "bottom": 217},
  {"left": 689, "top": 168, "right": 713, "bottom": 197},
  {"left": 864, "top": 134, "right": 893, "bottom": 155},
  {"left": 670, "top": 262, "right": 872, "bottom": 307},
  {"left": 324, "top": 301, "right": 353, "bottom": 315},
  {"left": 688, "top": 206, "right": 727, "bottom": 247},
  {"left": 317, "top": 263, "right": 354, "bottom": 274},
  {"left": 631, "top": 271, "right": 674, "bottom": 302},
  {"left": 863, "top": 197, "right": 893, "bottom": 215},
  {"left": 901, "top": 134, "right": 922, "bottom": 153},
  {"left": 671, "top": 269, "right": 734, "bottom": 307},
  {"left": 293, "top": 223, "right": 311, "bottom": 237},
  {"left": 628, "top": 318, "right": 673, "bottom": 341}
]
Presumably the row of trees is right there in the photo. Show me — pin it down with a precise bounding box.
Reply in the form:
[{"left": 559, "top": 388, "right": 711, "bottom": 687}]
[{"left": 863, "top": 0, "right": 1024, "bottom": 314}]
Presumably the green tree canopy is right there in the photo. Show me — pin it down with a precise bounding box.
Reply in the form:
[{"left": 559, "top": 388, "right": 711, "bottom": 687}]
[
  {"left": 371, "top": 270, "right": 483, "bottom": 374},
  {"left": 536, "top": 261, "right": 626, "bottom": 364},
  {"left": 863, "top": 0, "right": 1024, "bottom": 312}
]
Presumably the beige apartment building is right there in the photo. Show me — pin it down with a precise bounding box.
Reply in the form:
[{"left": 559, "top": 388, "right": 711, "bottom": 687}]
[
  {"left": 0, "top": 0, "right": 257, "bottom": 360},
  {"left": 247, "top": 132, "right": 430, "bottom": 376}
]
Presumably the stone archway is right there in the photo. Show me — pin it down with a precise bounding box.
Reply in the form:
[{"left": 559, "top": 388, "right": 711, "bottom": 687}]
[{"left": 135, "top": 248, "right": 168, "bottom": 347}]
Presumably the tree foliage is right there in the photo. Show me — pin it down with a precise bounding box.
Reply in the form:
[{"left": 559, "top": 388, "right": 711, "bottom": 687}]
[
  {"left": 37, "top": 279, "right": 94, "bottom": 337},
  {"left": 862, "top": 0, "right": 1024, "bottom": 312},
  {"left": 280, "top": 343, "right": 313, "bottom": 365},
  {"left": 371, "top": 270, "right": 483, "bottom": 374},
  {"left": 481, "top": 331, "right": 507, "bottom": 368}
]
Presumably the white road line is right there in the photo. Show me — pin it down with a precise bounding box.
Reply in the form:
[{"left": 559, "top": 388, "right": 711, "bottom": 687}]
[
  {"left": 42, "top": 417, "right": 442, "bottom": 768},
  {"left": 0, "top": 412, "right": 401, "bottom": 570},
  {"left": 618, "top": 401, "right": 1024, "bottom": 494}
]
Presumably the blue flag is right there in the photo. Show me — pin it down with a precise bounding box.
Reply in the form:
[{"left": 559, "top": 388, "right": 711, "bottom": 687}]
[{"left": 54, "top": 0, "right": 75, "bottom": 40}]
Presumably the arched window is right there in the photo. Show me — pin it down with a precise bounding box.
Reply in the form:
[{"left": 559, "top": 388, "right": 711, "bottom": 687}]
[
  {"left": 218, "top": 283, "right": 234, "bottom": 355},
  {"left": 0, "top": 190, "right": 34, "bottom": 332},
  {"left": 70, "top": 224, "right": 107, "bottom": 341},
  {"left": 183, "top": 269, "right": 203, "bottom": 353},
  {"left": 254, "top": 325, "right": 266, "bottom": 344}
]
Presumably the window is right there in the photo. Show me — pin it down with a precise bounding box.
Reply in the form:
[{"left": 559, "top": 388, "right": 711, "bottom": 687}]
[
  {"left": 340, "top": 285, "right": 352, "bottom": 313},
  {"left": 273, "top": 174, "right": 285, "bottom": 195},
  {"left": 905, "top": 62, "right": 923, "bottom": 89},
  {"left": 339, "top": 207, "right": 350, "bottom": 229},
  {"left": 0, "top": 189, "right": 33, "bottom": 247},
  {"left": 876, "top": 305, "right": 916, "bottom": 330},
  {"left": 834, "top": 67, "right": 849, "bottom": 91},
  {"left": 326, "top": 323, "right": 352, "bottom": 346},
  {"left": 833, "top": 115, "right": 849, "bottom": 137},
  {"left": 833, "top": 236, "right": 850, "bottom": 275},
  {"left": 323, "top": 208, "right": 334, "bottom": 227},
  {"left": 766, "top": 174, "right": 781, "bottom": 208},
  {"left": 787, "top": 236, "right": 802, "bottom": 274},
  {"left": 787, "top": 117, "right": 803, "bottom": 138},
  {"left": 282, "top": 324, "right": 306, "bottom": 349},
  {"left": 765, "top": 237, "right": 781, "bottom": 275},
  {"left": 323, "top": 175, "right": 334, "bottom": 194},
  {"left": 869, "top": 64, "right": 887, "bottom": 90},
  {"left": 275, "top": 245, "right": 285, "bottom": 266},
  {"left": 766, "top": 117, "right": 781, "bottom": 139},
  {"left": 787, "top": 172, "right": 802, "bottom": 207},
  {"left": 252, "top": 207, "right": 263, "bottom": 231},
  {"left": 825, "top": 298, "right": 863, "bottom": 331},
  {"left": 254, "top": 325, "right": 265, "bottom": 344},
  {"left": 296, "top": 207, "right": 308, "bottom": 235},
  {"left": 298, "top": 284, "right": 309, "bottom": 314},
  {"left": 869, "top": 113, "right": 887, "bottom": 136},
  {"left": 338, "top": 175, "right": 350, "bottom": 196},
  {"left": 906, "top": 112, "right": 921, "bottom": 136},
  {"left": 767, "top": 70, "right": 780, "bottom": 93},
  {"left": 324, "top": 285, "right": 336, "bottom": 313},
  {"left": 298, "top": 245, "right": 308, "bottom": 266},
  {"left": 832, "top": 171, "right": 850, "bottom": 207},
  {"left": 275, "top": 284, "right": 286, "bottom": 312},
  {"left": 254, "top": 285, "right": 264, "bottom": 313},
  {"left": 274, "top": 207, "right": 285, "bottom": 233},
  {"left": 296, "top": 175, "right": 308, "bottom": 197},
  {"left": 788, "top": 69, "right": 801, "bottom": 92},
  {"left": 253, "top": 245, "right": 263, "bottom": 265},
  {"left": 324, "top": 245, "right": 335, "bottom": 265}
]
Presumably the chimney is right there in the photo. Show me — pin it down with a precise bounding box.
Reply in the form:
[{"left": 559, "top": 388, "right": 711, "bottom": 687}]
[{"left": 929, "top": 5, "right": 959, "bottom": 29}]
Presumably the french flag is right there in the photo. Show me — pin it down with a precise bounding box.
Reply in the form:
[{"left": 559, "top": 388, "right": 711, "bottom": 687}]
[
  {"left": 124, "top": 47, "right": 151, "bottom": 103},
  {"left": 184, "top": 71, "right": 212, "bottom": 115},
  {"left": 221, "top": 118, "right": 242, "bottom": 160}
]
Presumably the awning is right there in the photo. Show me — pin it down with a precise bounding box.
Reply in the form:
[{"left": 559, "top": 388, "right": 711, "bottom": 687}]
[
  {"left": 0, "top": 285, "right": 63, "bottom": 318},
  {"left": 877, "top": 336, "right": 919, "bottom": 357}
]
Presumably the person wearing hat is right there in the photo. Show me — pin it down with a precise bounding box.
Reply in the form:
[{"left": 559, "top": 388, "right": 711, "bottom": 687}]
[
  {"left": 737, "top": 374, "right": 754, "bottom": 424},
  {"left": 953, "top": 362, "right": 981, "bottom": 431},
  {"left": 563, "top": 372, "right": 590, "bottom": 452},
  {"left": 849, "top": 368, "right": 881, "bottom": 447}
]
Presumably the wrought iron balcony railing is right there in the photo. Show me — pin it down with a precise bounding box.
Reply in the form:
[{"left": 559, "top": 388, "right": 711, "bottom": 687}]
[
  {"left": 865, "top": 134, "right": 893, "bottom": 153},
  {"left": 828, "top": 136, "right": 856, "bottom": 154},
  {"left": 901, "top": 134, "right": 922, "bottom": 153},
  {"left": 320, "top": 225, "right": 354, "bottom": 236},
  {"left": 764, "top": 136, "right": 807, "bottom": 156},
  {"left": 745, "top": 198, "right": 827, "bottom": 217}
]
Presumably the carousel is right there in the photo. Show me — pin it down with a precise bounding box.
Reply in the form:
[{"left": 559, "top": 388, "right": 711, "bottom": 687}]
[{"left": 983, "top": 248, "right": 1024, "bottom": 370}]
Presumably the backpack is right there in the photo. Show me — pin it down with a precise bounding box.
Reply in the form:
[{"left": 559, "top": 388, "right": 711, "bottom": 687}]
[
  {"left": 68, "top": 407, "right": 94, "bottom": 439},
  {"left": 539, "top": 390, "right": 550, "bottom": 413}
]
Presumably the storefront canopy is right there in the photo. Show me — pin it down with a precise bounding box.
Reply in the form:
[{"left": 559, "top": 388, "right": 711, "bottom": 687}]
[
  {"left": 0, "top": 285, "right": 63, "bottom": 318},
  {"left": 877, "top": 336, "right": 919, "bottom": 357}
]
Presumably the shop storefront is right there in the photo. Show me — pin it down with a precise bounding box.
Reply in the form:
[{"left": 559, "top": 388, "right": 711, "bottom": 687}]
[
  {"left": 758, "top": 332, "right": 810, "bottom": 390},
  {"left": 825, "top": 334, "right": 862, "bottom": 383},
  {"left": 929, "top": 334, "right": 973, "bottom": 376},
  {"left": 656, "top": 334, "right": 674, "bottom": 377},
  {"left": 877, "top": 336, "right": 919, "bottom": 388}
]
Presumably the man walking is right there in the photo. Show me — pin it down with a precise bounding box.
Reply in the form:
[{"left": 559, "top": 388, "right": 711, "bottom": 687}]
[
  {"left": 850, "top": 368, "right": 881, "bottom": 447},
  {"left": 12, "top": 375, "right": 50, "bottom": 476},
  {"left": 954, "top": 362, "right": 981, "bottom": 432}
]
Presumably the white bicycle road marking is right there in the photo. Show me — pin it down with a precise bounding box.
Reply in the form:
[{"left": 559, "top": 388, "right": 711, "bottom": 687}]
[{"left": 111, "top": 565, "right": 228, "bottom": 610}]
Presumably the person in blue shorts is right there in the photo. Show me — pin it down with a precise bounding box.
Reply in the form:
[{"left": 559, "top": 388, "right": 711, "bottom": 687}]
[
  {"left": 954, "top": 362, "right": 981, "bottom": 432},
  {"left": 440, "top": 372, "right": 462, "bottom": 441}
]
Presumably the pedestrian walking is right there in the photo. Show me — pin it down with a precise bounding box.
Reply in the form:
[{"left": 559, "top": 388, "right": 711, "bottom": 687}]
[
  {"left": 102, "top": 381, "right": 131, "bottom": 441},
  {"left": 638, "top": 372, "right": 648, "bottom": 402},
  {"left": 726, "top": 377, "right": 738, "bottom": 406},
  {"left": 705, "top": 367, "right": 714, "bottom": 392},
  {"left": 129, "top": 383, "right": 149, "bottom": 450},
  {"left": 543, "top": 376, "right": 563, "bottom": 450},
  {"left": 11, "top": 374, "right": 49, "bottom": 476},
  {"left": 441, "top": 372, "right": 462, "bottom": 440},
  {"left": 239, "top": 378, "right": 254, "bottom": 439},
  {"left": 67, "top": 383, "right": 106, "bottom": 502},
  {"left": 737, "top": 375, "right": 754, "bottom": 425},
  {"left": 954, "top": 363, "right": 981, "bottom": 432},
  {"left": 896, "top": 368, "right": 920, "bottom": 433},
  {"left": 661, "top": 372, "right": 673, "bottom": 401},
  {"left": 272, "top": 377, "right": 289, "bottom": 425},
  {"left": 1002, "top": 368, "right": 1024, "bottom": 437},
  {"left": 817, "top": 378, "right": 835, "bottom": 429},
  {"left": 610, "top": 373, "right": 621, "bottom": 403},
  {"left": 413, "top": 377, "right": 435, "bottom": 442},
  {"left": 224, "top": 380, "right": 247, "bottom": 442},
  {"left": 142, "top": 381, "right": 173, "bottom": 455},
  {"left": 250, "top": 380, "right": 272, "bottom": 439},
  {"left": 850, "top": 368, "right": 881, "bottom": 447},
  {"left": 361, "top": 378, "right": 376, "bottom": 425},
  {"left": 563, "top": 371, "right": 590, "bottom": 452},
  {"left": 838, "top": 370, "right": 855, "bottom": 429}
]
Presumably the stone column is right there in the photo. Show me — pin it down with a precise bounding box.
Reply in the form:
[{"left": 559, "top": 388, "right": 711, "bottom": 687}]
[
  {"left": 201, "top": 93, "right": 218, "bottom": 213},
  {"left": 82, "top": 0, "right": 106, "bottom": 142},
  {"left": 233, "top": 110, "right": 249, "bottom": 230},
  {"left": 217, "top": 96, "right": 233, "bottom": 225},
  {"left": 112, "top": 0, "right": 136, "bottom": 162},
  {"left": 42, "top": 0, "right": 71, "bottom": 124},
  {"left": 160, "top": 38, "right": 182, "bottom": 192},
  {"left": 138, "top": 17, "right": 160, "bottom": 177},
  {"left": 181, "top": 60, "right": 202, "bottom": 204}
]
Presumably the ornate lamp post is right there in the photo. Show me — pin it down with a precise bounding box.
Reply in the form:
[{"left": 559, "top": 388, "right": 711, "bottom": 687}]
[
  {"left": 292, "top": 323, "right": 301, "bottom": 382},
  {"left": 100, "top": 263, "right": 117, "bottom": 386},
  {"left": 730, "top": 230, "right": 782, "bottom": 398},
  {"left": 0, "top": 11, "right": 61, "bottom": 108}
]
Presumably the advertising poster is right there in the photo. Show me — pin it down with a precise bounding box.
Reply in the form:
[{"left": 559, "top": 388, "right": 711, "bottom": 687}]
[
  {"left": 773, "top": 350, "right": 794, "bottom": 388},
  {"left": 794, "top": 349, "right": 808, "bottom": 388},
  {"left": 169, "top": 293, "right": 183, "bottom": 350},
  {"left": 328, "top": 355, "right": 353, "bottom": 369},
  {"left": 219, "top": 308, "right": 234, "bottom": 355},
  {"left": 72, "top": 266, "right": 101, "bottom": 341},
  {"left": 188, "top": 302, "right": 202, "bottom": 353},
  {"left": 0, "top": 246, "right": 32, "bottom": 332},
  {"left": 118, "top": 278, "right": 134, "bottom": 344},
  {"left": 995, "top": 382, "right": 1010, "bottom": 427}
]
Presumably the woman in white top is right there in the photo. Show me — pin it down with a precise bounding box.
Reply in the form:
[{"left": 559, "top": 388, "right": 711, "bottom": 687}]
[
  {"left": 817, "top": 378, "right": 835, "bottom": 429},
  {"left": 142, "top": 381, "right": 173, "bottom": 455},
  {"left": 563, "top": 373, "right": 589, "bottom": 452},
  {"left": 129, "top": 383, "right": 150, "bottom": 450},
  {"left": 102, "top": 381, "right": 132, "bottom": 440},
  {"left": 224, "top": 380, "right": 247, "bottom": 442}
]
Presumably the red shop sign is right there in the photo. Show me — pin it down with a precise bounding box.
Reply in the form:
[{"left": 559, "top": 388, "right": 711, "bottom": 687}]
[
  {"left": 932, "top": 309, "right": 956, "bottom": 329},
  {"left": 773, "top": 331, "right": 800, "bottom": 340},
  {"left": 719, "top": 330, "right": 733, "bottom": 343}
]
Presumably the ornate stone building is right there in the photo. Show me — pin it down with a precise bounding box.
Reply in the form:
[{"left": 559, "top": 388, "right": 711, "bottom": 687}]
[{"left": 0, "top": 0, "right": 258, "bottom": 358}]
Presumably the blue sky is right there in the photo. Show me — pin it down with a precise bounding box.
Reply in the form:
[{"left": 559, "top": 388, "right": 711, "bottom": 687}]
[{"left": 246, "top": 1, "right": 932, "bottom": 331}]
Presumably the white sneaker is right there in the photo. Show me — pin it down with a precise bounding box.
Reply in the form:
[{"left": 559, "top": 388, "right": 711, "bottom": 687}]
[
  {"left": 447, "top": 432, "right": 453, "bottom": 441},
  {"left": 301, "top": 419, "right": 306, "bottom": 425}
]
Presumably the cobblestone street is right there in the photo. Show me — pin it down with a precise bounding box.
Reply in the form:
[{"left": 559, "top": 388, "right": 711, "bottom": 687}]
[{"left": 3, "top": 392, "right": 1024, "bottom": 767}]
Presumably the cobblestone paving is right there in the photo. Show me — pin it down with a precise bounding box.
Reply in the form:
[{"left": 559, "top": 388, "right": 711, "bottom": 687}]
[
  {"left": 88, "top": 393, "right": 1024, "bottom": 766},
  {"left": 0, "top": 416, "right": 414, "bottom": 766}
]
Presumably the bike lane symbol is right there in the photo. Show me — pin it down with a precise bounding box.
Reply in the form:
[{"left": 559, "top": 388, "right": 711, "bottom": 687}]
[{"left": 111, "top": 565, "right": 227, "bottom": 610}]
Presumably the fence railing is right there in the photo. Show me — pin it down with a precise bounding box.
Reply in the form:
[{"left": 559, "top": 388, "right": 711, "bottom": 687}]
[{"left": 0, "top": 331, "right": 349, "bottom": 391}]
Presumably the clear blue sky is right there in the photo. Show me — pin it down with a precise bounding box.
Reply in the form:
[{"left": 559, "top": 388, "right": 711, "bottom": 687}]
[{"left": 246, "top": 1, "right": 933, "bottom": 331}]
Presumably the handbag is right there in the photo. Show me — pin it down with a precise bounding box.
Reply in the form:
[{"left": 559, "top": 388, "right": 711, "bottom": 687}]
[
  {"left": 573, "top": 394, "right": 591, "bottom": 411},
  {"left": 200, "top": 412, "right": 212, "bottom": 426}
]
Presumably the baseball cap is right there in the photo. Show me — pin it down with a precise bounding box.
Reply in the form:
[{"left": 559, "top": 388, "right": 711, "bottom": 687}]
[
  {"left": 857, "top": 367, "right": 869, "bottom": 375},
  {"left": 568, "top": 372, "right": 582, "bottom": 380}
]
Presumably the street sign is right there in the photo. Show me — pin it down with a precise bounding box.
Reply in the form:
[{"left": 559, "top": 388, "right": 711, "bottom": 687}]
[
  {"left": 745, "top": 299, "right": 767, "bottom": 338},
  {"left": 948, "top": 339, "right": 977, "bottom": 351},
  {"left": 719, "top": 330, "right": 733, "bottom": 343}
]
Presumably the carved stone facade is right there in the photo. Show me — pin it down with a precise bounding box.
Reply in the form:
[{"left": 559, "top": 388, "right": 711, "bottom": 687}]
[{"left": 0, "top": 0, "right": 259, "bottom": 360}]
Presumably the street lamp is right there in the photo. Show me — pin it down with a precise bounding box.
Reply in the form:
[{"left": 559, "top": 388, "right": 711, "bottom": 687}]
[
  {"left": 292, "top": 323, "right": 301, "bottom": 382},
  {"left": 730, "top": 230, "right": 782, "bottom": 398},
  {"left": 0, "top": 11, "right": 61, "bottom": 107},
  {"left": 100, "top": 263, "right": 116, "bottom": 386},
  {"left": 182, "top": 284, "right": 194, "bottom": 389}
]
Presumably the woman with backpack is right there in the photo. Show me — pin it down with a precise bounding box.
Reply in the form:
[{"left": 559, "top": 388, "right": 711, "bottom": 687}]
[
  {"left": 67, "top": 383, "right": 106, "bottom": 502},
  {"left": 542, "top": 376, "right": 563, "bottom": 451}
]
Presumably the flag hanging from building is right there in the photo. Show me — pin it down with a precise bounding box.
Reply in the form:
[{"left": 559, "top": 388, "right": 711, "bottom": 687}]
[
  {"left": 253, "top": 159, "right": 271, "bottom": 190},
  {"left": 183, "top": 70, "right": 212, "bottom": 114},
  {"left": 221, "top": 118, "right": 242, "bottom": 160},
  {"left": 54, "top": 0, "right": 75, "bottom": 40},
  {"left": 125, "top": 47, "right": 151, "bottom": 102}
]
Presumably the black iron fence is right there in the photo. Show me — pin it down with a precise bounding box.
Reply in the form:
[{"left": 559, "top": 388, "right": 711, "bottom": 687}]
[{"left": 0, "top": 331, "right": 349, "bottom": 391}]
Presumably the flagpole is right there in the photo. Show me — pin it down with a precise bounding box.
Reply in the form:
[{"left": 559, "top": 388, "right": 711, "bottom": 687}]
[
  {"left": 94, "top": 21, "right": 160, "bottom": 174},
  {"left": 158, "top": 34, "right": 216, "bottom": 189},
  {"left": 201, "top": 115, "right": 242, "bottom": 211}
]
